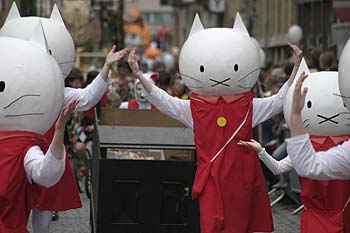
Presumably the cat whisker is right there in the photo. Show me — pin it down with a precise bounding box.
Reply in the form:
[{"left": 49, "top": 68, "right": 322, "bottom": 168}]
[
  {"left": 186, "top": 85, "right": 203, "bottom": 89},
  {"left": 303, "top": 119, "right": 310, "bottom": 124},
  {"left": 179, "top": 72, "right": 202, "bottom": 83},
  {"left": 237, "top": 84, "right": 251, "bottom": 89},
  {"left": 333, "top": 93, "right": 350, "bottom": 99},
  {"left": 236, "top": 67, "right": 261, "bottom": 82}
]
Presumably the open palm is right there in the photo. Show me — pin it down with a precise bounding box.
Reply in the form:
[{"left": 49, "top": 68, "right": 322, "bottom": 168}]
[{"left": 106, "top": 45, "right": 129, "bottom": 67}]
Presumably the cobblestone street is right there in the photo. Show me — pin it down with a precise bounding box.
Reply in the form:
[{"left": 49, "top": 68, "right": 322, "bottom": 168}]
[
  {"left": 28, "top": 192, "right": 301, "bottom": 233},
  {"left": 49, "top": 194, "right": 90, "bottom": 233}
]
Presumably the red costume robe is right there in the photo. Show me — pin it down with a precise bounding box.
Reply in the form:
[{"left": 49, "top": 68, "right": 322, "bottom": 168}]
[
  {"left": 190, "top": 92, "right": 273, "bottom": 233},
  {"left": 34, "top": 125, "right": 82, "bottom": 211},
  {"left": 0, "top": 131, "right": 47, "bottom": 233},
  {"left": 300, "top": 135, "right": 350, "bottom": 233}
]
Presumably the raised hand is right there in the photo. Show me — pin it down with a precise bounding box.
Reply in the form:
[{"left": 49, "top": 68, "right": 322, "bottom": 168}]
[
  {"left": 292, "top": 72, "right": 308, "bottom": 115},
  {"left": 288, "top": 43, "right": 303, "bottom": 67},
  {"left": 105, "top": 45, "right": 129, "bottom": 68},
  {"left": 55, "top": 99, "right": 79, "bottom": 133},
  {"left": 237, "top": 139, "right": 263, "bottom": 153},
  {"left": 127, "top": 47, "right": 139, "bottom": 74},
  {"left": 287, "top": 43, "right": 303, "bottom": 87}
]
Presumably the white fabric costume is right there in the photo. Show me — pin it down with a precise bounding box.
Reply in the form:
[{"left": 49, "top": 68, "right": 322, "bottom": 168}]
[
  {"left": 143, "top": 82, "right": 289, "bottom": 129},
  {"left": 287, "top": 134, "right": 350, "bottom": 180}
]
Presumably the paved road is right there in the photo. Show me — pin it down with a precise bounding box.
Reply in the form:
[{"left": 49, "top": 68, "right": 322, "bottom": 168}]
[{"left": 28, "top": 191, "right": 300, "bottom": 233}]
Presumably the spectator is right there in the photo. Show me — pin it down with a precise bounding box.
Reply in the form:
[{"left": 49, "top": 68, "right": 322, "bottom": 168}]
[
  {"left": 319, "top": 51, "right": 337, "bottom": 71},
  {"left": 110, "top": 61, "right": 134, "bottom": 101},
  {"left": 309, "top": 47, "right": 323, "bottom": 72},
  {"left": 139, "top": 60, "right": 149, "bottom": 73},
  {"left": 168, "top": 74, "right": 188, "bottom": 99},
  {"left": 155, "top": 70, "right": 171, "bottom": 91},
  {"left": 65, "top": 68, "right": 84, "bottom": 88},
  {"left": 119, "top": 73, "right": 158, "bottom": 109}
]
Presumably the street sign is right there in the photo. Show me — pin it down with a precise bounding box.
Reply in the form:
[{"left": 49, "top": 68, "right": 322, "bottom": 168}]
[{"left": 333, "top": 0, "right": 350, "bottom": 21}]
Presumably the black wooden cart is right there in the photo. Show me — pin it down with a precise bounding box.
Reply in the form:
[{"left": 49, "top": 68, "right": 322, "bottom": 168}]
[{"left": 91, "top": 108, "right": 200, "bottom": 233}]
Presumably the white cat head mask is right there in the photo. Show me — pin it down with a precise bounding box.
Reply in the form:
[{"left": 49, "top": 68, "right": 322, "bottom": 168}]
[
  {"left": 179, "top": 13, "right": 260, "bottom": 96},
  {"left": 0, "top": 22, "right": 64, "bottom": 134},
  {"left": 0, "top": 3, "right": 75, "bottom": 78},
  {"left": 284, "top": 59, "right": 349, "bottom": 136}
]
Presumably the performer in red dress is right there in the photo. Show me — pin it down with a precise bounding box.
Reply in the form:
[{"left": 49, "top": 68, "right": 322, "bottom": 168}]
[
  {"left": 0, "top": 21, "right": 75, "bottom": 232},
  {"left": 127, "top": 12, "right": 302, "bottom": 232},
  {"left": 239, "top": 65, "right": 350, "bottom": 232},
  {"left": 190, "top": 92, "right": 272, "bottom": 232}
]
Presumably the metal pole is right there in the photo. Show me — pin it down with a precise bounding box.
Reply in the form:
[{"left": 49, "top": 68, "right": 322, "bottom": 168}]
[{"left": 115, "top": 0, "right": 124, "bottom": 50}]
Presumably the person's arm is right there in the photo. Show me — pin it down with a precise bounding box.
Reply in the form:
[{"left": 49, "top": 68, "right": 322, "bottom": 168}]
[
  {"left": 286, "top": 135, "right": 350, "bottom": 179},
  {"left": 238, "top": 139, "right": 293, "bottom": 175},
  {"left": 286, "top": 43, "right": 303, "bottom": 87},
  {"left": 127, "top": 48, "right": 193, "bottom": 128},
  {"left": 24, "top": 146, "right": 66, "bottom": 187},
  {"left": 143, "top": 84, "right": 193, "bottom": 128},
  {"left": 64, "top": 45, "right": 129, "bottom": 111},
  {"left": 252, "top": 82, "right": 288, "bottom": 127},
  {"left": 259, "top": 150, "right": 293, "bottom": 175},
  {"left": 252, "top": 44, "right": 302, "bottom": 127},
  {"left": 24, "top": 101, "right": 78, "bottom": 187},
  {"left": 290, "top": 72, "right": 308, "bottom": 137}
]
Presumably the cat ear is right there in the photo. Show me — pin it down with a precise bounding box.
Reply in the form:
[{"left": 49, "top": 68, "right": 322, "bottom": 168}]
[
  {"left": 4, "top": 2, "right": 21, "bottom": 25},
  {"left": 189, "top": 13, "right": 204, "bottom": 37},
  {"left": 30, "top": 20, "right": 49, "bottom": 53},
  {"left": 50, "top": 4, "right": 65, "bottom": 26},
  {"left": 294, "top": 58, "right": 310, "bottom": 83},
  {"left": 233, "top": 12, "right": 249, "bottom": 36}
]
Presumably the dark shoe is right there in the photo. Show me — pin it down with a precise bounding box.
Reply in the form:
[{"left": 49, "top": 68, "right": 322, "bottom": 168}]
[{"left": 51, "top": 211, "right": 59, "bottom": 221}]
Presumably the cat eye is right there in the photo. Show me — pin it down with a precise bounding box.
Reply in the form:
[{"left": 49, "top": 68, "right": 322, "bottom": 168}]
[
  {"left": 49, "top": 50, "right": 53, "bottom": 55},
  {"left": 234, "top": 64, "right": 239, "bottom": 72},
  {"left": 200, "top": 65, "right": 204, "bottom": 72},
  {"left": 0, "top": 81, "right": 5, "bottom": 92},
  {"left": 307, "top": 100, "right": 312, "bottom": 108},
  {"left": 344, "top": 103, "right": 347, "bottom": 108}
]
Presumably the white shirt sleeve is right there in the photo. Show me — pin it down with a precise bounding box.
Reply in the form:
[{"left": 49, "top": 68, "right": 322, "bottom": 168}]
[
  {"left": 286, "top": 134, "right": 350, "bottom": 180},
  {"left": 24, "top": 146, "right": 66, "bottom": 188},
  {"left": 258, "top": 149, "right": 293, "bottom": 175},
  {"left": 63, "top": 74, "right": 109, "bottom": 111},
  {"left": 119, "top": 102, "right": 128, "bottom": 109},
  {"left": 252, "top": 82, "right": 289, "bottom": 127},
  {"left": 143, "top": 85, "right": 193, "bottom": 129}
]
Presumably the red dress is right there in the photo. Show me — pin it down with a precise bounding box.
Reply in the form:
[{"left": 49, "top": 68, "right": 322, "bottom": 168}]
[
  {"left": 0, "top": 131, "right": 47, "bottom": 233},
  {"left": 190, "top": 92, "right": 273, "bottom": 233},
  {"left": 300, "top": 135, "right": 350, "bottom": 233},
  {"left": 34, "top": 125, "right": 82, "bottom": 211}
]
